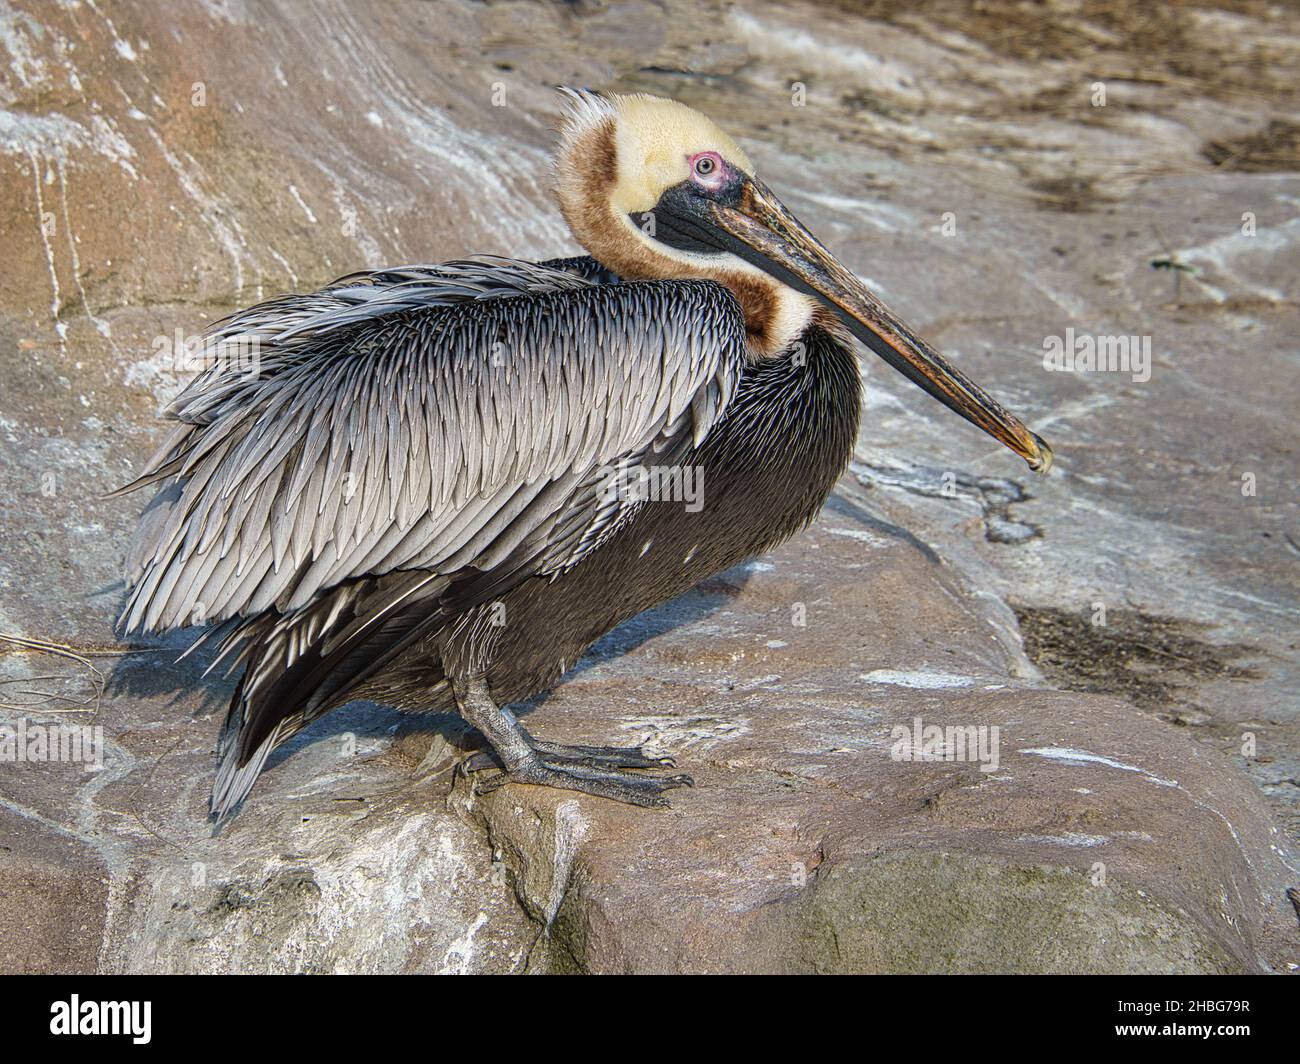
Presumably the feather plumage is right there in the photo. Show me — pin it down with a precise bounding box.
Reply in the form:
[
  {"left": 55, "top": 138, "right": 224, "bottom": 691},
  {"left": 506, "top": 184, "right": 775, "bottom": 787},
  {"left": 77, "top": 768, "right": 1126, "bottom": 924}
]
[
  {"left": 115, "top": 257, "right": 745, "bottom": 637},
  {"left": 114, "top": 256, "right": 753, "bottom": 820}
]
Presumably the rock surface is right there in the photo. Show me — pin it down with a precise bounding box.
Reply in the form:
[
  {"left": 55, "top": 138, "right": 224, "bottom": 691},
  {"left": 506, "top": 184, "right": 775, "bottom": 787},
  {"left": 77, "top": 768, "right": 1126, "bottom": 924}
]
[{"left": 0, "top": 0, "right": 1296, "bottom": 972}]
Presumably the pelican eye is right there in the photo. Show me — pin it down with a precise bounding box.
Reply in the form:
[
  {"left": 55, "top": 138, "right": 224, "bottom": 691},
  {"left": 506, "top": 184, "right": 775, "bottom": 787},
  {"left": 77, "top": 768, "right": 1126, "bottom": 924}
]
[{"left": 694, "top": 156, "right": 716, "bottom": 176}]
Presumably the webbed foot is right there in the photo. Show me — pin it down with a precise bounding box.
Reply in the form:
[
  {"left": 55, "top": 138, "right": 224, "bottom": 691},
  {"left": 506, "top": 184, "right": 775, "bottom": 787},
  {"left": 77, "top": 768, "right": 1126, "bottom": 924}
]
[
  {"left": 468, "top": 755, "right": 692, "bottom": 807},
  {"left": 452, "top": 676, "right": 689, "bottom": 808},
  {"left": 461, "top": 740, "right": 674, "bottom": 773}
]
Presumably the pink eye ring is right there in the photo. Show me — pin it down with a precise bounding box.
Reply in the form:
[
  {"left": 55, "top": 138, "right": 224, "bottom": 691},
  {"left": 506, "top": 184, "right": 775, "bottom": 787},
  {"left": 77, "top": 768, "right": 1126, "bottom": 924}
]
[{"left": 690, "top": 151, "right": 724, "bottom": 183}]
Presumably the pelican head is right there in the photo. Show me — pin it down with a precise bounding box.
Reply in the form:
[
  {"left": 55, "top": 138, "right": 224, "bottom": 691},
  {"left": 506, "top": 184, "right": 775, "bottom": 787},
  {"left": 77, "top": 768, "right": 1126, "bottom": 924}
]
[{"left": 554, "top": 89, "right": 1052, "bottom": 472}]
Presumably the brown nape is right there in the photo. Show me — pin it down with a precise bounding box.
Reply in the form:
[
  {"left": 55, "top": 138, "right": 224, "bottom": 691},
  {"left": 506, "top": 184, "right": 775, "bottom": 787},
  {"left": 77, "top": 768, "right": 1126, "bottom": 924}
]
[
  {"left": 554, "top": 117, "right": 804, "bottom": 357},
  {"left": 714, "top": 270, "right": 782, "bottom": 349}
]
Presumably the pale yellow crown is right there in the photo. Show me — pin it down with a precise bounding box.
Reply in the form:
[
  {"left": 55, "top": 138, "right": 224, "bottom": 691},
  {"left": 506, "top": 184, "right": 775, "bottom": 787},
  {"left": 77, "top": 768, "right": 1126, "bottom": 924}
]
[{"left": 557, "top": 90, "right": 754, "bottom": 215}]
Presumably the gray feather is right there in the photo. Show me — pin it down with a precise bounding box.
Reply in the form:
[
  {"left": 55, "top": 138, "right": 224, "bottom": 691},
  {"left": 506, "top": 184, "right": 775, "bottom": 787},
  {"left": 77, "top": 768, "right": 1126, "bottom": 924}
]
[{"left": 116, "top": 258, "right": 746, "bottom": 638}]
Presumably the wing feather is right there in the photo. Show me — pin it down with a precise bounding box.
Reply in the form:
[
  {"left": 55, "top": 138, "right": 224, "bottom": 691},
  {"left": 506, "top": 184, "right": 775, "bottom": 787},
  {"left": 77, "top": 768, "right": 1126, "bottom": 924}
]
[{"left": 116, "top": 258, "right": 746, "bottom": 635}]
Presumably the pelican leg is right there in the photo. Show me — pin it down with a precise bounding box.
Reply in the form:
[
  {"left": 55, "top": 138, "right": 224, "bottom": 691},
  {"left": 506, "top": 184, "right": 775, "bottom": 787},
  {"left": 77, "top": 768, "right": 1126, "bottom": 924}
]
[{"left": 453, "top": 677, "right": 691, "bottom": 807}]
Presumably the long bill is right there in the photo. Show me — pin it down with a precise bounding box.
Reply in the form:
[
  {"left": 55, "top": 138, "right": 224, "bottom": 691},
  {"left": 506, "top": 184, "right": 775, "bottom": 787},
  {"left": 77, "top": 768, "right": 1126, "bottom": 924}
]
[{"left": 706, "top": 177, "right": 1054, "bottom": 472}]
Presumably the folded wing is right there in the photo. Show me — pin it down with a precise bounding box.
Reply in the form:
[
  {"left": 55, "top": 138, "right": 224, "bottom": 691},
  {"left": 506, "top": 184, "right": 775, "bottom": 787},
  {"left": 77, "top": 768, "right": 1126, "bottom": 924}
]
[{"left": 115, "top": 258, "right": 746, "bottom": 637}]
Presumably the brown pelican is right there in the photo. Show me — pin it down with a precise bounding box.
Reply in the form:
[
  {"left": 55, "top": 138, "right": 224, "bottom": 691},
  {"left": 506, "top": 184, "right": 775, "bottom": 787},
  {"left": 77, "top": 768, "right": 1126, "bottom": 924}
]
[{"left": 114, "top": 91, "right": 1051, "bottom": 822}]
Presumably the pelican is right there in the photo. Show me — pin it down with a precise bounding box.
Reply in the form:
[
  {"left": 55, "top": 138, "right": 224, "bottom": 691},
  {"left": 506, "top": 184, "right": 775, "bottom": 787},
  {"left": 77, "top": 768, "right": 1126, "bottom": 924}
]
[{"left": 114, "top": 90, "right": 1051, "bottom": 822}]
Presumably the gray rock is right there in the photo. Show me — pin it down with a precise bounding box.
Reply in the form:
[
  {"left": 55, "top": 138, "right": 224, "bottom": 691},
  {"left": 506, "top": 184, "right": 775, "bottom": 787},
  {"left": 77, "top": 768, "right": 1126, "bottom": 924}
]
[
  {"left": 453, "top": 512, "right": 1296, "bottom": 973},
  {"left": 0, "top": 811, "right": 109, "bottom": 974}
]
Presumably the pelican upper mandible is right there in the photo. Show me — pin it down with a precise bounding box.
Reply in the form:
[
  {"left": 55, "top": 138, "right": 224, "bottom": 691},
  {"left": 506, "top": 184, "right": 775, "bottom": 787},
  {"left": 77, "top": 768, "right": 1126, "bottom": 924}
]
[{"left": 113, "top": 90, "right": 1052, "bottom": 822}]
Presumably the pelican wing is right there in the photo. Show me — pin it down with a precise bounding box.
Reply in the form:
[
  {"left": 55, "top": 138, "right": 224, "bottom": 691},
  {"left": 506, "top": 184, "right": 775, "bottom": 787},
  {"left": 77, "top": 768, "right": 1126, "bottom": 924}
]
[{"left": 116, "top": 258, "right": 744, "bottom": 635}]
